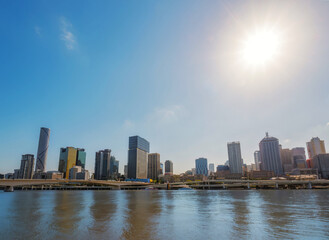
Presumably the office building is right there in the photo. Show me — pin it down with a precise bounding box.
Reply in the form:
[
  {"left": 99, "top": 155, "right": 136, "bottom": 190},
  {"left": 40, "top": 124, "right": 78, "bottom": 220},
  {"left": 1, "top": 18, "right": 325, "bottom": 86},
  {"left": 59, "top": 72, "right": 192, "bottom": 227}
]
[
  {"left": 209, "top": 163, "right": 215, "bottom": 173},
  {"left": 311, "top": 154, "right": 329, "bottom": 179},
  {"left": 46, "top": 171, "right": 63, "bottom": 179},
  {"left": 19, "top": 154, "right": 35, "bottom": 179},
  {"left": 292, "top": 147, "right": 306, "bottom": 169},
  {"left": 227, "top": 142, "right": 243, "bottom": 173},
  {"left": 148, "top": 153, "right": 161, "bottom": 180},
  {"left": 69, "top": 166, "right": 82, "bottom": 179},
  {"left": 280, "top": 148, "right": 293, "bottom": 173},
  {"left": 13, "top": 169, "right": 20, "bottom": 179},
  {"left": 76, "top": 148, "right": 87, "bottom": 169},
  {"left": 254, "top": 150, "right": 261, "bottom": 170},
  {"left": 259, "top": 133, "right": 283, "bottom": 176},
  {"left": 76, "top": 170, "right": 90, "bottom": 180},
  {"left": 124, "top": 165, "right": 128, "bottom": 177},
  {"left": 58, "top": 147, "right": 86, "bottom": 179},
  {"left": 127, "top": 136, "right": 149, "bottom": 179},
  {"left": 307, "top": 137, "right": 326, "bottom": 159},
  {"left": 165, "top": 160, "right": 173, "bottom": 175},
  {"left": 35, "top": 127, "right": 50, "bottom": 173},
  {"left": 94, "top": 149, "right": 111, "bottom": 180},
  {"left": 195, "top": 158, "right": 208, "bottom": 176},
  {"left": 160, "top": 163, "right": 164, "bottom": 175}
]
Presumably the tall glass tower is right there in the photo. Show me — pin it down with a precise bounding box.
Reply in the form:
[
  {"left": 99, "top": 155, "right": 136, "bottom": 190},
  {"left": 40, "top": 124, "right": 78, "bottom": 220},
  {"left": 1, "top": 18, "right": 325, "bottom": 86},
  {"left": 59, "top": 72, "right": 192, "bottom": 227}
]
[
  {"left": 227, "top": 142, "right": 243, "bottom": 174},
  {"left": 35, "top": 127, "right": 50, "bottom": 173},
  {"left": 127, "top": 136, "right": 149, "bottom": 179}
]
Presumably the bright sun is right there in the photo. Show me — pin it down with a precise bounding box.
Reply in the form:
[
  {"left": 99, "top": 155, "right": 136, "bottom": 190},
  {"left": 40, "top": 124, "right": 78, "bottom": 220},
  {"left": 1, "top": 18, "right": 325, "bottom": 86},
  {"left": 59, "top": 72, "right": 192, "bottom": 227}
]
[{"left": 242, "top": 30, "right": 281, "bottom": 66}]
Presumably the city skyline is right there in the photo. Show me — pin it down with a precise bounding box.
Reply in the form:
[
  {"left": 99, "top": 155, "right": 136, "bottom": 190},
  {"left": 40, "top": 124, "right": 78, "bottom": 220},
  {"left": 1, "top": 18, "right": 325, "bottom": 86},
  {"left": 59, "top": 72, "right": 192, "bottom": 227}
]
[{"left": 1, "top": 1, "right": 329, "bottom": 174}]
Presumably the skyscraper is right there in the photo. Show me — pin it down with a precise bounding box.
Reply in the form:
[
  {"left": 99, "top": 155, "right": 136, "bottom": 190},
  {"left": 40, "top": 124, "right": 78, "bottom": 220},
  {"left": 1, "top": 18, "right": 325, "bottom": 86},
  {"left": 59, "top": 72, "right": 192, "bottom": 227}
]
[
  {"left": 76, "top": 148, "right": 87, "bottom": 169},
  {"left": 254, "top": 150, "right": 261, "bottom": 170},
  {"left": 58, "top": 147, "right": 86, "bottom": 179},
  {"left": 19, "top": 154, "right": 35, "bottom": 179},
  {"left": 259, "top": 133, "right": 283, "bottom": 176},
  {"left": 165, "top": 160, "right": 173, "bottom": 175},
  {"left": 195, "top": 158, "right": 208, "bottom": 176},
  {"left": 209, "top": 163, "right": 215, "bottom": 173},
  {"left": 35, "top": 127, "right": 50, "bottom": 173},
  {"left": 94, "top": 149, "right": 111, "bottom": 180},
  {"left": 148, "top": 153, "right": 161, "bottom": 180},
  {"left": 227, "top": 142, "right": 243, "bottom": 173},
  {"left": 127, "top": 136, "right": 149, "bottom": 179},
  {"left": 307, "top": 137, "right": 326, "bottom": 159}
]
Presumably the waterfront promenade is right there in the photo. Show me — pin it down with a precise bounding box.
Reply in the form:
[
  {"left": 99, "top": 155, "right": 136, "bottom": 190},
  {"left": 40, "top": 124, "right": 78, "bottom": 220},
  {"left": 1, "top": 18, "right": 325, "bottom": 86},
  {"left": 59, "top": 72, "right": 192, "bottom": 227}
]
[{"left": 1, "top": 179, "right": 329, "bottom": 191}]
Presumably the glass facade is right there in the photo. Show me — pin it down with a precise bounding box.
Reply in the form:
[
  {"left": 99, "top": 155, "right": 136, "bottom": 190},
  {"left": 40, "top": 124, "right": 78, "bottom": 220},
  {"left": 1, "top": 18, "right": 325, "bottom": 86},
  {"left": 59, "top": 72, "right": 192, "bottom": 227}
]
[
  {"left": 195, "top": 158, "right": 208, "bottom": 176},
  {"left": 129, "top": 136, "right": 150, "bottom": 152}
]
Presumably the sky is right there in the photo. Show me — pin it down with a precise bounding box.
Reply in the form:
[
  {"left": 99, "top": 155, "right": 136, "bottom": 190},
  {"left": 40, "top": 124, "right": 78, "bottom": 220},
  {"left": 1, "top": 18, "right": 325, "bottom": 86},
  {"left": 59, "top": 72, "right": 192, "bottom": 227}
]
[{"left": 1, "top": 0, "right": 329, "bottom": 174}]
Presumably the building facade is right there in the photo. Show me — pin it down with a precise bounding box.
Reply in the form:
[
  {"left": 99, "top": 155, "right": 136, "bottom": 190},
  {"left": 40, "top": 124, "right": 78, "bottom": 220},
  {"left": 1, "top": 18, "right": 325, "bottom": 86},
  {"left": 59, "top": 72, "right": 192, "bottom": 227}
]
[
  {"left": 165, "top": 160, "right": 173, "bottom": 175},
  {"left": 127, "top": 136, "right": 149, "bottom": 179},
  {"left": 19, "top": 154, "right": 35, "bottom": 179},
  {"left": 58, "top": 147, "right": 86, "bottom": 179},
  {"left": 291, "top": 147, "right": 306, "bottom": 169},
  {"left": 311, "top": 154, "right": 329, "bottom": 179},
  {"left": 148, "top": 153, "right": 161, "bottom": 180},
  {"left": 94, "top": 149, "right": 111, "bottom": 180},
  {"left": 227, "top": 142, "right": 243, "bottom": 174},
  {"left": 307, "top": 137, "right": 326, "bottom": 159},
  {"left": 35, "top": 127, "right": 50, "bottom": 173},
  {"left": 259, "top": 133, "right": 283, "bottom": 176},
  {"left": 280, "top": 148, "right": 293, "bottom": 173},
  {"left": 209, "top": 163, "right": 215, "bottom": 173},
  {"left": 254, "top": 150, "right": 261, "bottom": 170},
  {"left": 195, "top": 158, "right": 208, "bottom": 176}
]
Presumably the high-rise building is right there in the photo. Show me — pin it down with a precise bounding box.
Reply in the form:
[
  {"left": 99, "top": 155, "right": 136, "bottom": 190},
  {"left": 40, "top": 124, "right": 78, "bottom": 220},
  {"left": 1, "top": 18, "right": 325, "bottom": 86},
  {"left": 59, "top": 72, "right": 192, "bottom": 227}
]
[
  {"left": 291, "top": 147, "right": 306, "bottom": 169},
  {"left": 165, "top": 160, "right": 173, "bottom": 175},
  {"left": 35, "top": 127, "right": 50, "bottom": 173},
  {"left": 307, "top": 137, "right": 326, "bottom": 159},
  {"left": 127, "top": 136, "right": 149, "bottom": 179},
  {"left": 76, "top": 148, "right": 87, "bottom": 169},
  {"left": 19, "top": 154, "right": 35, "bottom": 179},
  {"left": 259, "top": 133, "right": 283, "bottom": 176},
  {"left": 94, "top": 149, "right": 111, "bottom": 180},
  {"left": 280, "top": 148, "right": 293, "bottom": 173},
  {"left": 311, "top": 154, "right": 329, "bottom": 179},
  {"left": 209, "top": 163, "right": 215, "bottom": 173},
  {"left": 124, "top": 165, "right": 128, "bottom": 177},
  {"left": 254, "top": 150, "right": 261, "bottom": 170},
  {"left": 195, "top": 158, "right": 208, "bottom": 176},
  {"left": 58, "top": 147, "right": 86, "bottom": 179},
  {"left": 160, "top": 163, "right": 164, "bottom": 175},
  {"left": 148, "top": 153, "right": 161, "bottom": 180},
  {"left": 227, "top": 142, "right": 243, "bottom": 174}
]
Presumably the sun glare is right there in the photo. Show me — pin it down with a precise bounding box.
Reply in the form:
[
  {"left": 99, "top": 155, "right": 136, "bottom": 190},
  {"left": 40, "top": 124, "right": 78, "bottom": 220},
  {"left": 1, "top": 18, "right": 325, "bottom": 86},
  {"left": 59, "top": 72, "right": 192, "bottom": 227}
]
[{"left": 242, "top": 30, "right": 281, "bottom": 66}]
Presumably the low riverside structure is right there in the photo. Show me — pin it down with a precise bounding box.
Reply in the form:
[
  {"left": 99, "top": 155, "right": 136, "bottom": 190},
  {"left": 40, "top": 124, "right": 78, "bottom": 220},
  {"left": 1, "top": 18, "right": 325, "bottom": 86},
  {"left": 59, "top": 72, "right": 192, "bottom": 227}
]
[{"left": 1, "top": 179, "right": 329, "bottom": 191}]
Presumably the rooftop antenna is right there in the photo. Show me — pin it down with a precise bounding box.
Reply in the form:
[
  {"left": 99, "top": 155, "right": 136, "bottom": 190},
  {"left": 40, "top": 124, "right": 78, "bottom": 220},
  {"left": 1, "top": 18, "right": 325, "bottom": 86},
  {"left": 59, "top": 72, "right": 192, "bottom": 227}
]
[{"left": 266, "top": 132, "right": 269, "bottom": 137}]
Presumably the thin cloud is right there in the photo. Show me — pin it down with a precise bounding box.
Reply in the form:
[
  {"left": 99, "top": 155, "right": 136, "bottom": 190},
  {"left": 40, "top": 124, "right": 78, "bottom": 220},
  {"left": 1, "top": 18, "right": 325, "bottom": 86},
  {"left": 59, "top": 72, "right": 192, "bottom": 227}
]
[
  {"left": 60, "top": 17, "right": 76, "bottom": 50},
  {"left": 34, "top": 26, "right": 41, "bottom": 36},
  {"left": 148, "top": 105, "right": 185, "bottom": 125}
]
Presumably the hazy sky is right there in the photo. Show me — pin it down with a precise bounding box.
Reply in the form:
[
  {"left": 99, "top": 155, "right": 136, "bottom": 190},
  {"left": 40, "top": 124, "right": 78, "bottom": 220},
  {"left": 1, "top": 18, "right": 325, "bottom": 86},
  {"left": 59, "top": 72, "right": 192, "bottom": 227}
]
[{"left": 1, "top": 0, "right": 329, "bottom": 174}]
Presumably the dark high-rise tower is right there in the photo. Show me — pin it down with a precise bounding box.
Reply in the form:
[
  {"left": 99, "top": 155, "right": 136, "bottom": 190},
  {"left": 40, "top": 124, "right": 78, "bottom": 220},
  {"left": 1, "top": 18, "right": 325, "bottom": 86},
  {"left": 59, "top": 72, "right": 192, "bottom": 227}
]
[
  {"left": 35, "top": 127, "right": 50, "bottom": 173},
  {"left": 127, "top": 136, "right": 149, "bottom": 179}
]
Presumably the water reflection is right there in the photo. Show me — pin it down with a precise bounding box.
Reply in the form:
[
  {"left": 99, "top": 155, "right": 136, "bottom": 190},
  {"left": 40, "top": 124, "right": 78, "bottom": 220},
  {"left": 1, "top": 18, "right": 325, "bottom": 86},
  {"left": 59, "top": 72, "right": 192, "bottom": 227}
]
[
  {"left": 0, "top": 190, "right": 329, "bottom": 240},
  {"left": 121, "top": 191, "right": 162, "bottom": 240},
  {"left": 88, "top": 191, "right": 118, "bottom": 235}
]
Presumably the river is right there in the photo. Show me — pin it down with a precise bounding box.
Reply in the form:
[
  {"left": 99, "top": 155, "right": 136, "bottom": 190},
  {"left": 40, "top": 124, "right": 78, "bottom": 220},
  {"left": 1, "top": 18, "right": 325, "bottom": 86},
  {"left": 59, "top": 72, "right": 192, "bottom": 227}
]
[{"left": 0, "top": 190, "right": 329, "bottom": 239}]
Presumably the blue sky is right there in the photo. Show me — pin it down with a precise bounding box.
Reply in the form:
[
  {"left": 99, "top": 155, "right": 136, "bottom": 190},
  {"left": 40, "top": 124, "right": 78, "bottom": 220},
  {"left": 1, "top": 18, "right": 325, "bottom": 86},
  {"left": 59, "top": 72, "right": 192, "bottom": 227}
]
[{"left": 1, "top": 0, "right": 329, "bottom": 174}]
